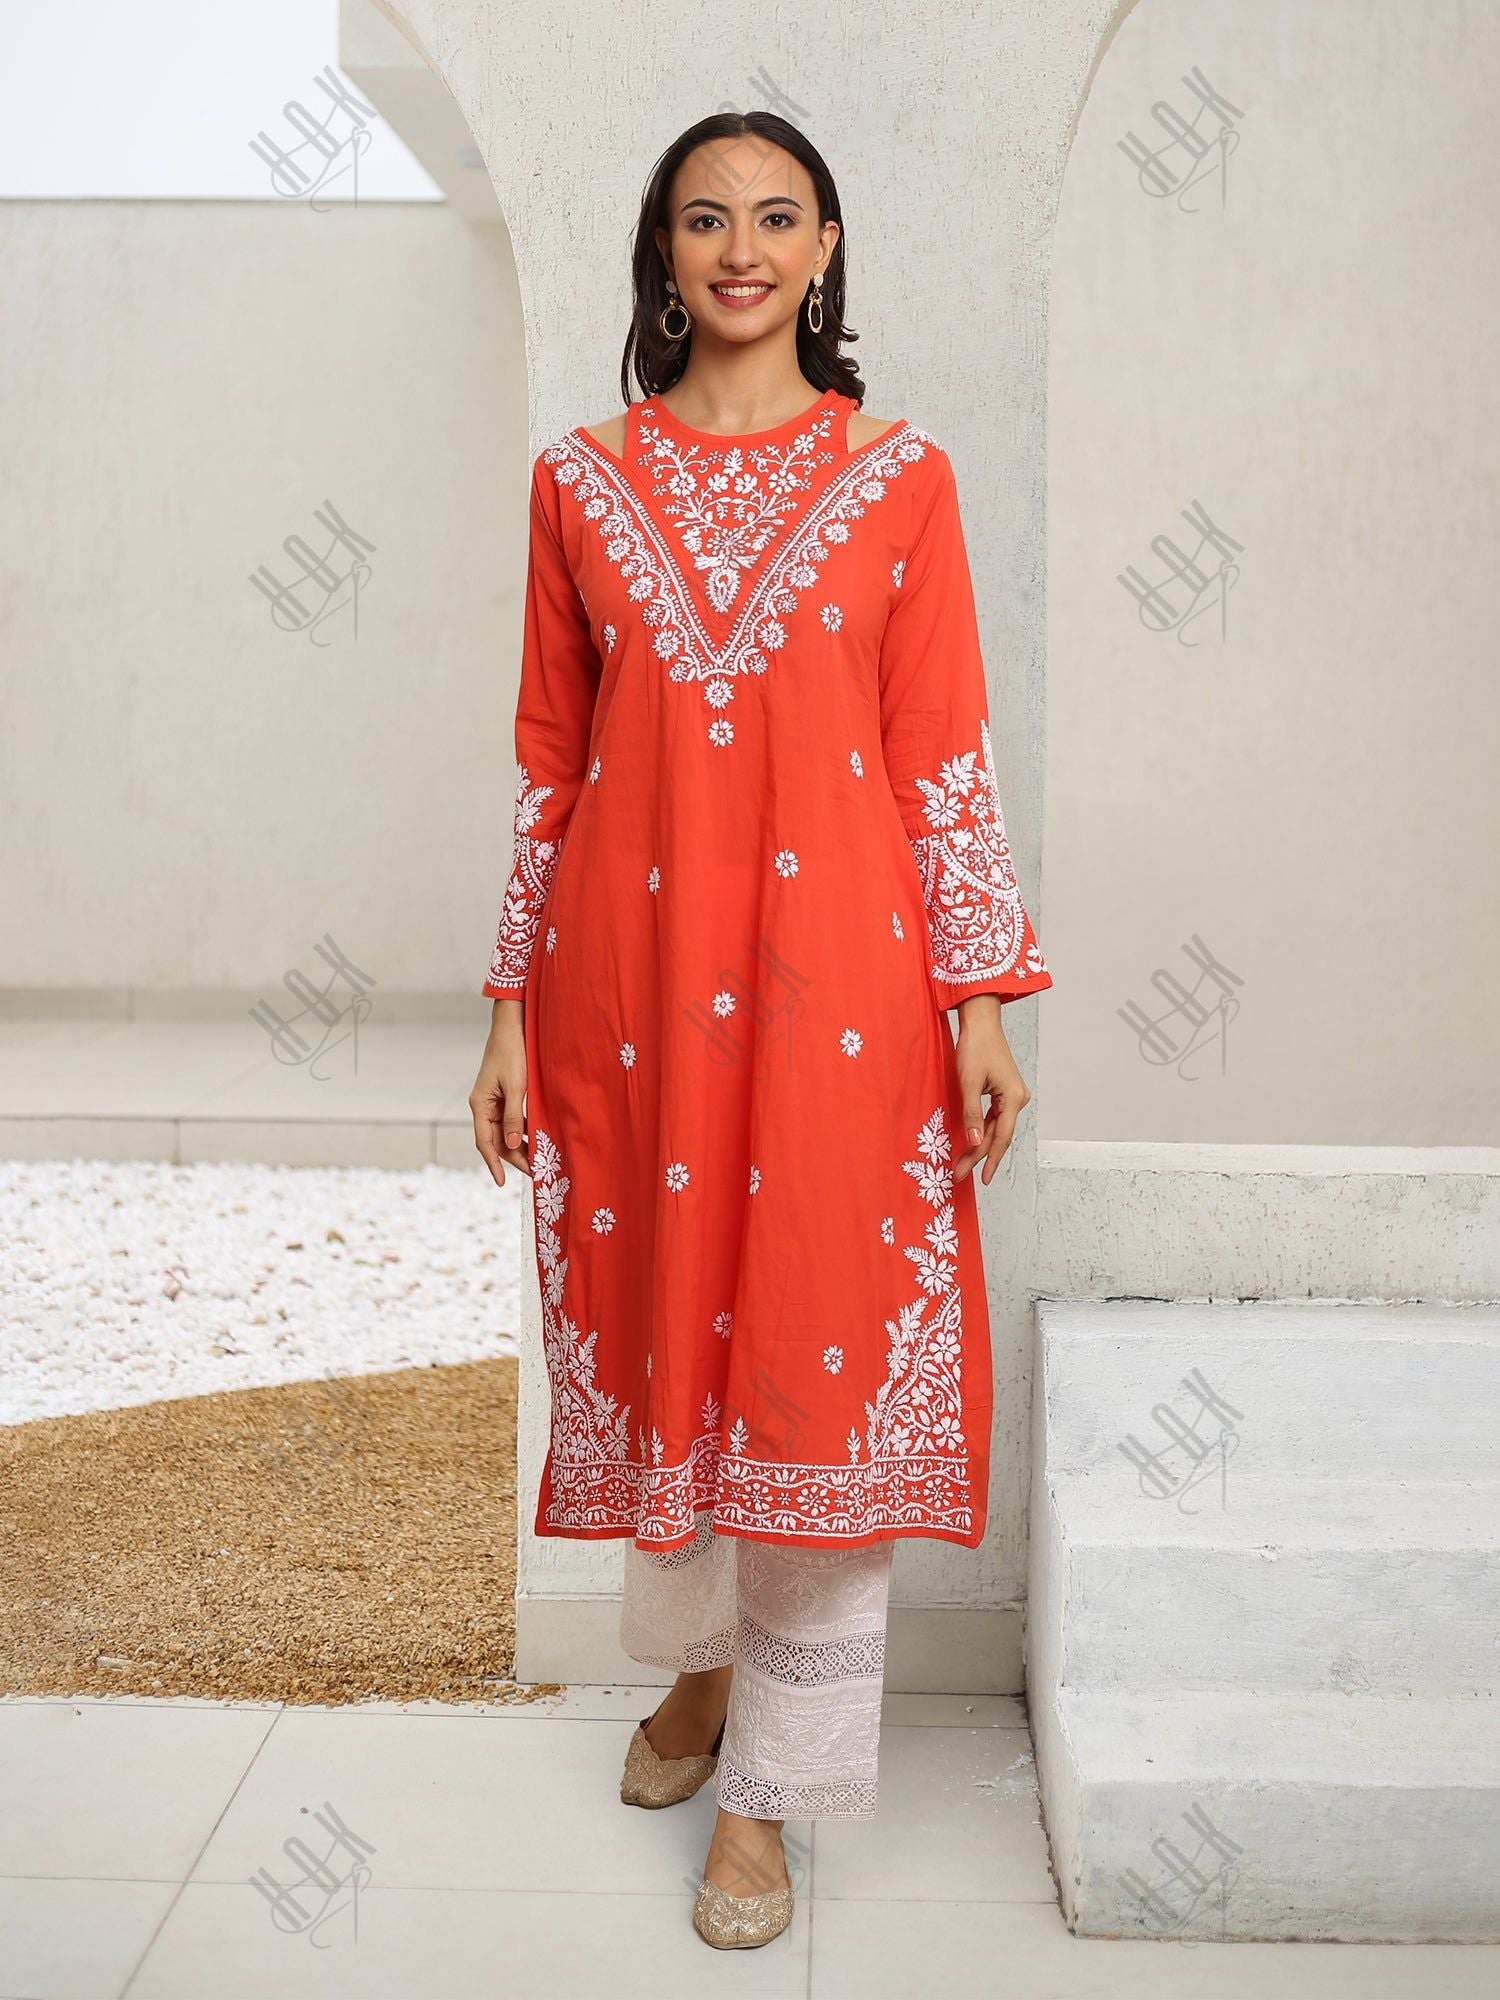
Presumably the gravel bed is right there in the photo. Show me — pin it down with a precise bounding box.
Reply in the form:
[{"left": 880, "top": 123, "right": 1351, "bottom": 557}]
[{"left": 0, "top": 1158, "right": 525, "bottom": 1427}]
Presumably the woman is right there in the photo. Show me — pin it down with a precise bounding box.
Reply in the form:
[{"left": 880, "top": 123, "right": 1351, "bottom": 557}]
[{"left": 469, "top": 109, "right": 1052, "bottom": 1951}]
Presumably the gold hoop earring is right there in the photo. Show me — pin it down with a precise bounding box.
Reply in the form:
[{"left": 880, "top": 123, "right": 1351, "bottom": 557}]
[
  {"left": 806, "top": 273, "right": 824, "bottom": 335},
  {"left": 659, "top": 282, "right": 692, "bottom": 342}
]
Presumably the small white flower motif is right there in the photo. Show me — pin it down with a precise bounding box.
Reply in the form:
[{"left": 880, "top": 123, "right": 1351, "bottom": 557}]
[
  {"left": 589, "top": 755, "right": 601, "bottom": 783},
  {"left": 712, "top": 990, "right": 736, "bottom": 1017},
  {"left": 706, "top": 677, "right": 733, "bottom": 710},
  {"left": 620, "top": 1042, "right": 636, "bottom": 1069},
  {"left": 645, "top": 1353, "right": 652, "bottom": 1378},
  {"left": 714, "top": 1310, "right": 734, "bottom": 1339},
  {"left": 591, "top": 1206, "right": 615, "bottom": 1233},
  {"left": 749, "top": 1164, "right": 761, "bottom": 1194},
  {"left": 603, "top": 623, "right": 617, "bottom": 652},
  {"left": 881, "top": 1215, "right": 895, "bottom": 1244},
  {"left": 545, "top": 925, "right": 557, "bottom": 954},
  {"left": 892, "top": 911, "right": 904, "bottom": 941},
  {"left": 647, "top": 865, "right": 661, "bottom": 893},
  {"left": 849, "top": 749, "right": 864, "bottom": 778},
  {"left": 773, "top": 849, "right": 799, "bottom": 878},
  {"left": 821, "top": 603, "right": 843, "bottom": 632},
  {"left": 729, "top": 1415, "right": 749, "bottom": 1453},
  {"left": 822, "top": 1345, "right": 844, "bottom": 1374},
  {"left": 892, "top": 559, "right": 906, "bottom": 589},
  {"left": 708, "top": 718, "right": 734, "bottom": 747},
  {"left": 840, "top": 1027, "right": 864, "bottom": 1058},
  {"left": 665, "top": 1161, "right": 690, "bottom": 1191}
]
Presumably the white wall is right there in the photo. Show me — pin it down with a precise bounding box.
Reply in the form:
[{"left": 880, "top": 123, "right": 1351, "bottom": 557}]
[
  {"left": 1044, "top": 0, "right": 1500, "bottom": 1145},
  {"left": 0, "top": 198, "right": 526, "bottom": 1007}
]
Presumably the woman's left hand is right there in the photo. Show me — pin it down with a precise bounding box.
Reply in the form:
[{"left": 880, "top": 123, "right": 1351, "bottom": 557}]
[{"left": 951, "top": 997, "right": 1033, "bottom": 1186}]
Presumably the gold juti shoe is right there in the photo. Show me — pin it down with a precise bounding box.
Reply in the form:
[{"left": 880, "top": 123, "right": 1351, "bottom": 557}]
[
  {"left": 691, "top": 1871, "right": 795, "bottom": 1949},
  {"left": 618, "top": 1703, "right": 726, "bottom": 1808}
]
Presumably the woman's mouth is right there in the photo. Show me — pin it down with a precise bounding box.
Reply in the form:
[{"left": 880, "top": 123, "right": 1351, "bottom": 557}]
[{"left": 708, "top": 282, "right": 775, "bottom": 309}]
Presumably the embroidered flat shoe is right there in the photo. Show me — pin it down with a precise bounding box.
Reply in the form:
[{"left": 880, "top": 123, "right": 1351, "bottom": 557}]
[
  {"left": 691, "top": 1872, "right": 796, "bottom": 1949},
  {"left": 619, "top": 1705, "right": 726, "bottom": 1807}
]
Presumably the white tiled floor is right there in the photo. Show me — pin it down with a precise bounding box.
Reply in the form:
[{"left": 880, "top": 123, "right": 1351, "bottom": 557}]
[{"left": 1, "top": 1689, "right": 1491, "bottom": 2000}]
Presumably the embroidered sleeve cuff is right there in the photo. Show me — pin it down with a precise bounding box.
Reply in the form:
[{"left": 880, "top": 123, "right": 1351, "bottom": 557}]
[{"left": 932, "top": 961, "right": 1053, "bottom": 1014}]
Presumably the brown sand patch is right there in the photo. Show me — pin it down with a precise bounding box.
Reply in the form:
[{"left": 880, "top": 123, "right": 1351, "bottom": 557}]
[{"left": 0, "top": 1359, "right": 555, "bottom": 1705}]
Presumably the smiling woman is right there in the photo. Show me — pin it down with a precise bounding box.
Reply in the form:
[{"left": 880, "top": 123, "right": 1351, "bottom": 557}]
[{"left": 466, "top": 108, "right": 1052, "bottom": 1951}]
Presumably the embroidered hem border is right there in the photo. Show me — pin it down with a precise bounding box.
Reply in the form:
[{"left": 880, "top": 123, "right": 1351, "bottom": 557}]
[{"left": 542, "top": 1430, "right": 976, "bottom": 1542}]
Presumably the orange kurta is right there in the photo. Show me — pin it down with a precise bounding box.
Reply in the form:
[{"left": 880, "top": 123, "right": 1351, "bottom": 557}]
[{"left": 482, "top": 387, "right": 1052, "bottom": 1553}]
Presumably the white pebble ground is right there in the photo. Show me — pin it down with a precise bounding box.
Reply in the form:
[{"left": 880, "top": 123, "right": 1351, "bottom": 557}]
[{"left": 0, "top": 1158, "right": 526, "bottom": 1426}]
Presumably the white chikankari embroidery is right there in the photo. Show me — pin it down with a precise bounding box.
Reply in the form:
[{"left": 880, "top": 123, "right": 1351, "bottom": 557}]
[
  {"left": 603, "top": 623, "right": 617, "bottom": 651},
  {"left": 665, "top": 1161, "right": 690, "bottom": 1191},
  {"left": 534, "top": 1111, "right": 979, "bottom": 1544},
  {"left": 636, "top": 400, "right": 839, "bottom": 613},
  {"left": 840, "top": 1027, "right": 863, "bottom": 1057},
  {"left": 892, "top": 559, "right": 905, "bottom": 588},
  {"left": 718, "top": 1106, "right": 975, "bottom": 1538},
  {"left": 850, "top": 749, "right": 863, "bottom": 777},
  {"left": 774, "top": 849, "right": 798, "bottom": 877},
  {"left": 531, "top": 1128, "right": 634, "bottom": 1484},
  {"left": 486, "top": 762, "right": 558, "bottom": 989},
  {"left": 545, "top": 925, "right": 556, "bottom": 954},
  {"left": 592, "top": 1207, "right": 615, "bottom": 1233},
  {"left": 619, "top": 1041, "right": 636, "bottom": 1067},
  {"left": 713, "top": 990, "right": 736, "bottom": 1016},
  {"left": 821, "top": 603, "right": 843, "bottom": 631},
  {"left": 546, "top": 420, "right": 934, "bottom": 740},
  {"left": 646, "top": 865, "right": 660, "bottom": 892},
  {"left": 908, "top": 716, "right": 1048, "bottom": 992},
  {"left": 892, "top": 911, "right": 904, "bottom": 941},
  {"left": 589, "top": 755, "right": 601, "bottom": 782},
  {"left": 749, "top": 1164, "right": 761, "bottom": 1193}
]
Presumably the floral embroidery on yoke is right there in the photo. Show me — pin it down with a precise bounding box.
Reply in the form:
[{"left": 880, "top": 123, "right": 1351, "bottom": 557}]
[{"left": 545, "top": 418, "right": 935, "bottom": 742}]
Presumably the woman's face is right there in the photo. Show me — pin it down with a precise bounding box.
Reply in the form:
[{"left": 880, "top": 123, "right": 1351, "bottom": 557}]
[{"left": 654, "top": 139, "right": 838, "bottom": 348}]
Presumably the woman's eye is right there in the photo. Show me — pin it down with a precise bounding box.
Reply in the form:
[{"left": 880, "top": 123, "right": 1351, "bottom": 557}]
[{"left": 765, "top": 210, "right": 796, "bottom": 228}]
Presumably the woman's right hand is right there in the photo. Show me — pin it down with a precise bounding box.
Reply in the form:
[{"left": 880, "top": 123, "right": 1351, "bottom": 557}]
[{"left": 470, "top": 998, "right": 531, "bottom": 1185}]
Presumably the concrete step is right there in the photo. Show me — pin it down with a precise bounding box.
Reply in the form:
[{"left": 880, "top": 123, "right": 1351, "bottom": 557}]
[
  {"left": 1035, "top": 1299, "right": 1500, "bottom": 1482},
  {"left": 1044, "top": 1686, "right": 1500, "bottom": 1942},
  {"left": 1038, "top": 1467, "right": 1500, "bottom": 1692}
]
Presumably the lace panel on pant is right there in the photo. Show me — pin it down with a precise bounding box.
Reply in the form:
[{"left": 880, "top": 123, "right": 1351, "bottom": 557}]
[{"left": 617, "top": 1515, "right": 896, "bottom": 1821}]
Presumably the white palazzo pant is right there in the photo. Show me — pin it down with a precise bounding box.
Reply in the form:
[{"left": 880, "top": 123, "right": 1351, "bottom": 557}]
[{"left": 618, "top": 1508, "right": 896, "bottom": 1821}]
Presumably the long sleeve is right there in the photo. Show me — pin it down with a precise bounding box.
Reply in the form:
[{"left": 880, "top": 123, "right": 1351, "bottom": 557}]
[
  {"left": 878, "top": 444, "right": 1053, "bottom": 1015},
  {"left": 481, "top": 455, "right": 602, "bottom": 999}
]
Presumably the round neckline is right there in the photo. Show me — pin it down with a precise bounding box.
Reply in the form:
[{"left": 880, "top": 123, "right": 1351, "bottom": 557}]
[{"left": 642, "top": 385, "right": 840, "bottom": 446}]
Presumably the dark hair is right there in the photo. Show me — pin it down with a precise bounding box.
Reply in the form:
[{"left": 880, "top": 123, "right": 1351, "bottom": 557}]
[{"left": 620, "top": 111, "right": 865, "bottom": 409}]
